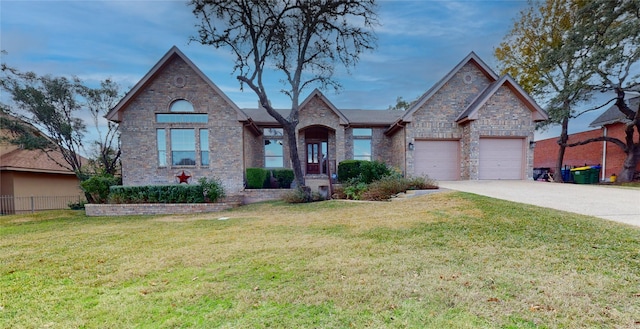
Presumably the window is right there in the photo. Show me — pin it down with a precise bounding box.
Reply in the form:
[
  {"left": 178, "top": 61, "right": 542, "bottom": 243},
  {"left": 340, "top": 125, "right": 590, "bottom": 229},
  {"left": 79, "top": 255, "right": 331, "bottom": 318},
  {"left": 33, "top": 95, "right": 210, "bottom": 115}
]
[
  {"left": 170, "top": 99, "right": 195, "bottom": 112},
  {"left": 157, "top": 129, "right": 166, "bottom": 167},
  {"left": 156, "top": 113, "right": 208, "bottom": 123},
  {"left": 155, "top": 100, "right": 210, "bottom": 168},
  {"left": 264, "top": 128, "right": 284, "bottom": 168},
  {"left": 353, "top": 128, "right": 372, "bottom": 161},
  {"left": 200, "top": 129, "right": 209, "bottom": 166},
  {"left": 171, "top": 129, "right": 196, "bottom": 166}
]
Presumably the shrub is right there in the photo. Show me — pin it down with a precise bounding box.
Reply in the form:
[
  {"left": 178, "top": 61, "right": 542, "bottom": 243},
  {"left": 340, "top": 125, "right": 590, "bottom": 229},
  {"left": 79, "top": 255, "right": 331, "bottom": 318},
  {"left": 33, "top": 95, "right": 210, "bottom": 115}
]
[
  {"left": 108, "top": 178, "right": 225, "bottom": 204},
  {"left": 80, "top": 173, "right": 121, "bottom": 204},
  {"left": 331, "top": 185, "right": 346, "bottom": 199},
  {"left": 343, "top": 180, "right": 368, "bottom": 200},
  {"left": 337, "top": 160, "right": 391, "bottom": 184},
  {"left": 246, "top": 168, "right": 269, "bottom": 189},
  {"left": 360, "top": 176, "right": 409, "bottom": 201},
  {"left": 198, "top": 177, "right": 226, "bottom": 202},
  {"left": 358, "top": 160, "right": 391, "bottom": 184},
  {"left": 271, "top": 169, "right": 294, "bottom": 188},
  {"left": 406, "top": 176, "right": 438, "bottom": 190},
  {"left": 68, "top": 200, "right": 86, "bottom": 210},
  {"left": 282, "top": 188, "right": 310, "bottom": 203},
  {"left": 338, "top": 160, "right": 364, "bottom": 183}
]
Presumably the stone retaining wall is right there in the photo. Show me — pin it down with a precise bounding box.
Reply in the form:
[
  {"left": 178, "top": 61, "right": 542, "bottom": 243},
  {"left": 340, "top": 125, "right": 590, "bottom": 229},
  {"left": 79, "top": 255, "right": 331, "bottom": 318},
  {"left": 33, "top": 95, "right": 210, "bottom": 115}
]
[
  {"left": 242, "top": 189, "right": 290, "bottom": 204},
  {"left": 85, "top": 190, "right": 289, "bottom": 216},
  {"left": 85, "top": 201, "right": 241, "bottom": 216}
]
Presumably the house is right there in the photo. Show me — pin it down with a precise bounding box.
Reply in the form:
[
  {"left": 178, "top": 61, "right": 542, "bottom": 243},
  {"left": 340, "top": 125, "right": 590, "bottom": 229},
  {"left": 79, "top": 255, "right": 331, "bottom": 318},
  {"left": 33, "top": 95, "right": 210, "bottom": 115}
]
[
  {"left": 534, "top": 96, "right": 640, "bottom": 180},
  {"left": 0, "top": 114, "right": 84, "bottom": 214},
  {"left": 106, "top": 46, "right": 547, "bottom": 197}
]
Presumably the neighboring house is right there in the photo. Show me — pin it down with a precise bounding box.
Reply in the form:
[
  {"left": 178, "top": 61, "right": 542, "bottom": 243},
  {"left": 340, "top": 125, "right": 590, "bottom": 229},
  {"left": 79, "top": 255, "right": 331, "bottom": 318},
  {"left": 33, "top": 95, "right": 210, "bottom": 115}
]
[
  {"left": 0, "top": 115, "right": 84, "bottom": 214},
  {"left": 534, "top": 96, "right": 640, "bottom": 180},
  {"left": 106, "top": 46, "right": 547, "bottom": 196}
]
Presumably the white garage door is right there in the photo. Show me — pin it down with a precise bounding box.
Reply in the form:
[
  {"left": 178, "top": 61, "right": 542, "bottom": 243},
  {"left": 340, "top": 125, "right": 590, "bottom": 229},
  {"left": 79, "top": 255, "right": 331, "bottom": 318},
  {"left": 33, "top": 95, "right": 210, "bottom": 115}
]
[
  {"left": 479, "top": 138, "right": 524, "bottom": 180},
  {"left": 414, "top": 140, "right": 459, "bottom": 181}
]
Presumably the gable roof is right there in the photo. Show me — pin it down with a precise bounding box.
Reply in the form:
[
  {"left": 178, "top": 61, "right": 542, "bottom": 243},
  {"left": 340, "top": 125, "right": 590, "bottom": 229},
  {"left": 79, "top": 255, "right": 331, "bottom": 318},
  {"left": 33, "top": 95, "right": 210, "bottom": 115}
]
[
  {"left": 105, "top": 46, "right": 249, "bottom": 122},
  {"left": 590, "top": 96, "right": 639, "bottom": 127},
  {"left": 400, "top": 51, "right": 500, "bottom": 123},
  {"left": 299, "top": 89, "right": 350, "bottom": 125},
  {"left": 456, "top": 74, "right": 548, "bottom": 123}
]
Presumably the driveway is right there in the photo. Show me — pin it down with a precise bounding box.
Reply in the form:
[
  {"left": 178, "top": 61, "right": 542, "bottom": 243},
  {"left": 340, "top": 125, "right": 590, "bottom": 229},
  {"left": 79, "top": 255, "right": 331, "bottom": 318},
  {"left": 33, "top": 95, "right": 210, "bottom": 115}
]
[{"left": 438, "top": 180, "right": 640, "bottom": 227}]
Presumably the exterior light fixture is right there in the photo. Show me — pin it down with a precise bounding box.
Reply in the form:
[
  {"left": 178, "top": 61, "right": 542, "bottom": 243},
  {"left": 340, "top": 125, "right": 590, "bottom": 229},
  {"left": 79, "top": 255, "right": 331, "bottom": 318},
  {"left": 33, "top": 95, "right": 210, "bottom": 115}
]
[
  {"left": 529, "top": 141, "right": 536, "bottom": 149},
  {"left": 408, "top": 142, "right": 414, "bottom": 151}
]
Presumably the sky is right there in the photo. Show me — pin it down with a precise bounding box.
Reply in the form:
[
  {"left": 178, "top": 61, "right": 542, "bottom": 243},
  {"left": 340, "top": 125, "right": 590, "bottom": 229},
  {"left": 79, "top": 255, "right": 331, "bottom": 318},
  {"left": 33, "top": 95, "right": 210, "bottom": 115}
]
[{"left": 0, "top": 0, "right": 618, "bottom": 142}]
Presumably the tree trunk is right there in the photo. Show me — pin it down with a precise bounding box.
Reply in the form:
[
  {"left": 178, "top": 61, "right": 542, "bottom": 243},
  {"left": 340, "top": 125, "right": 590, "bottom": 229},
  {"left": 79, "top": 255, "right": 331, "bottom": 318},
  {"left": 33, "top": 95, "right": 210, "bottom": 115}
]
[
  {"left": 618, "top": 145, "right": 638, "bottom": 182},
  {"left": 553, "top": 115, "right": 570, "bottom": 183},
  {"left": 282, "top": 122, "right": 305, "bottom": 189}
]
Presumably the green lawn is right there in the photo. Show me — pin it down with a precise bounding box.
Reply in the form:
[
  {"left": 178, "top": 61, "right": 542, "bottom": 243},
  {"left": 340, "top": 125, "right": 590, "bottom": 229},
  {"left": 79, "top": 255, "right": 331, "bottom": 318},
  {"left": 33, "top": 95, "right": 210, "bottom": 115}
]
[{"left": 1, "top": 191, "right": 639, "bottom": 328}]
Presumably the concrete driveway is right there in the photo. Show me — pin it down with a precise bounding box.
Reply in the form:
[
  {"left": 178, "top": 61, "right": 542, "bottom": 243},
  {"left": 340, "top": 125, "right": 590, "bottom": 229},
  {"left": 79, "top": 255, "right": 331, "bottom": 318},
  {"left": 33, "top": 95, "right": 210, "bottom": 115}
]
[{"left": 438, "top": 180, "right": 640, "bottom": 227}]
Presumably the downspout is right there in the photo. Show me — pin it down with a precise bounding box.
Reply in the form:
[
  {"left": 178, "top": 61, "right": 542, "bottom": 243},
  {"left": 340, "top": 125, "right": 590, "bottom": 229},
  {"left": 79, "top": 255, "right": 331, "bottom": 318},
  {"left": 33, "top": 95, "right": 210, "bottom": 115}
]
[{"left": 601, "top": 126, "right": 607, "bottom": 181}]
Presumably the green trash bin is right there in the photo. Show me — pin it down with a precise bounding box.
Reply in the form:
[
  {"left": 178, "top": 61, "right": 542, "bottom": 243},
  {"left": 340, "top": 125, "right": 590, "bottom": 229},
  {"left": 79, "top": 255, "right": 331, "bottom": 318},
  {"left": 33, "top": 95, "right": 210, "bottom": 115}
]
[
  {"left": 589, "top": 166, "right": 601, "bottom": 184},
  {"left": 570, "top": 167, "right": 590, "bottom": 184}
]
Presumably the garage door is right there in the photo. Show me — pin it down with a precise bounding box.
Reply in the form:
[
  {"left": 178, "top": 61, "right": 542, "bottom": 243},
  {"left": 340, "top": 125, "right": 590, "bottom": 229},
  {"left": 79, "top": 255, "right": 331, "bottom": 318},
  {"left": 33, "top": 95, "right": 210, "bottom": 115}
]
[
  {"left": 479, "top": 138, "right": 524, "bottom": 179},
  {"left": 414, "top": 140, "right": 459, "bottom": 181}
]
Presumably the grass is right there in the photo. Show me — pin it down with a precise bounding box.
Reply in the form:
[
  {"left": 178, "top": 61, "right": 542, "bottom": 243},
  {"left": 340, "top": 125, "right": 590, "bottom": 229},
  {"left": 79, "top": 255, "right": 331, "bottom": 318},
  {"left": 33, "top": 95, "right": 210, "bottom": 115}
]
[{"left": 1, "top": 191, "right": 639, "bottom": 328}]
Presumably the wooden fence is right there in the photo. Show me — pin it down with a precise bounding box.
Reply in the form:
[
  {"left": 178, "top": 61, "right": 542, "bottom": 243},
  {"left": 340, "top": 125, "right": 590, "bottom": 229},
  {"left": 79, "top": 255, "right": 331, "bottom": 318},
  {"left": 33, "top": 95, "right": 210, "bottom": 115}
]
[{"left": 0, "top": 195, "right": 85, "bottom": 215}]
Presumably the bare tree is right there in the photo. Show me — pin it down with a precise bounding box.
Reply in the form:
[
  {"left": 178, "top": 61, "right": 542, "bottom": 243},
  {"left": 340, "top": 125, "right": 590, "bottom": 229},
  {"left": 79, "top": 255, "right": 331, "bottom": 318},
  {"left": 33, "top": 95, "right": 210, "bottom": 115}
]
[
  {"left": 190, "top": 0, "right": 378, "bottom": 190},
  {"left": 78, "top": 79, "right": 122, "bottom": 175}
]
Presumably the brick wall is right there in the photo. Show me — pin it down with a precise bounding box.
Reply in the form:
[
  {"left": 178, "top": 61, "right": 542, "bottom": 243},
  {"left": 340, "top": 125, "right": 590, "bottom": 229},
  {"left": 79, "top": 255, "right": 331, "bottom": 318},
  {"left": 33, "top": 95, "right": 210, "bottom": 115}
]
[
  {"left": 534, "top": 123, "right": 638, "bottom": 178},
  {"left": 119, "top": 55, "right": 245, "bottom": 193},
  {"left": 85, "top": 201, "right": 241, "bottom": 216},
  {"left": 404, "top": 63, "right": 536, "bottom": 180},
  {"left": 297, "top": 95, "right": 345, "bottom": 172},
  {"left": 468, "top": 85, "right": 535, "bottom": 179}
]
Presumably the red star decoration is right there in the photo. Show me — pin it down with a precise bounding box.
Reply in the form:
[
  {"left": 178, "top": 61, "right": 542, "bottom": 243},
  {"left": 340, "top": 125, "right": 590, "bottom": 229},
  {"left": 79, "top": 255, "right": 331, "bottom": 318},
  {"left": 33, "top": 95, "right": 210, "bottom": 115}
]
[{"left": 176, "top": 171, "right": 191, "bottom": 184}]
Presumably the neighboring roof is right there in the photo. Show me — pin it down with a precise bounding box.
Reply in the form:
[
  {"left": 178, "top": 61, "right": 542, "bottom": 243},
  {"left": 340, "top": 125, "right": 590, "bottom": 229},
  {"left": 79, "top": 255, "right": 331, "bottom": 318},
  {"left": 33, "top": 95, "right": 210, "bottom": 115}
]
[
  {"left": 456, "top": 75, "right": 548, "bottom": 123},
  {"left": 0, "top": 147, "right": 76, "bottom": 175},
  {"left": 400, "top": 51, "right": 500, "bottom": 122},
  {"left": 590, "top": 96, "right": 639, "bottom": 127},
  {"left": 105, "top": 46, "right": 250, "bottom": 122}
]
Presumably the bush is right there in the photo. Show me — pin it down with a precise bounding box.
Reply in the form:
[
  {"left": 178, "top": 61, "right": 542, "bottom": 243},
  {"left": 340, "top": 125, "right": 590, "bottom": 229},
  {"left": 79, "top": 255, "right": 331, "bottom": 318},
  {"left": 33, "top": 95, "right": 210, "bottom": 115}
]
[
  {"left": 359, "top": 176, "right": 409, "bottom": 201},
  {"left": 331, "top": 185, "right": 346, "bottom": 199},
  {"left": 198, "top": 177, "right": 226, "bottom": 202},
  {"left": 80, "top": 173, "right": 121, "bottom": 204},
  {"left": 338, "top": 160, "right": 364, "bottom": 183},
  {"left": 68, "top": 200, "right": 86, "bottom": 210},
  {"left": 359, "top": 160, "right": 391, "bottom": 184},
  {"left": 246, "top": 168, "right": 269, "bottom": 189},
  {"left": 282, "top": 188, "right": 310, "bottom": 203},
  {"left": 337, "top": 160, "right": 391, "bottom": 184},
  {"left": 271, "top": 169, "right": 294, "bottom": 188},
  {"left": 406, "top": 176, "right": 438, "bottom": 190},
  {"left": 343, "top": 180, "right": 368, "bottom": 200},
  {"left": 334, "top": 174, "right": 439, "bottom": 201},
  {"left": 108, "top": 178, "right": 225, "bottom": 204}
]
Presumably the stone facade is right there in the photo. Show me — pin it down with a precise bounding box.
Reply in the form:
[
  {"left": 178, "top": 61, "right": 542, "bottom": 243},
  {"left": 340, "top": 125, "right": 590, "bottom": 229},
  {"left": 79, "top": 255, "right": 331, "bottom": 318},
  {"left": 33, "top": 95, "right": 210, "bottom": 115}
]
[{"left": 106, "top": 47, "right": 547, "bottom": 198}]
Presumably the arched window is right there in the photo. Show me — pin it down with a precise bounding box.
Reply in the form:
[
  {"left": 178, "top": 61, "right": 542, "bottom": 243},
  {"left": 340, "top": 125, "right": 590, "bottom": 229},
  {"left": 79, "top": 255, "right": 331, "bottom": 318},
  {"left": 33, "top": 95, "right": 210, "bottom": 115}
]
[{"left": 170, "top": 99, "right": 194, "bottom": 112}]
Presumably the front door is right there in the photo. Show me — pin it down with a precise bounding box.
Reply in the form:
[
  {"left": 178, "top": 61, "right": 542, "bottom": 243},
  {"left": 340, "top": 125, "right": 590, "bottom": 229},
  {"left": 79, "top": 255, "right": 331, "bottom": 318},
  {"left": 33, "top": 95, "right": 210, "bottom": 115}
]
[
  {"left": 305, "top": 127, "right": 329, "bottom": 175},
  {"left": 306, "top": 142, "right": 321, "bottom": 174}
]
